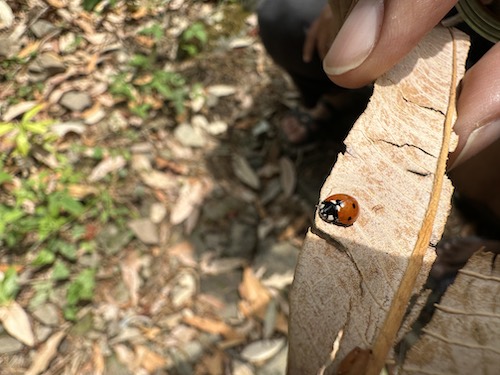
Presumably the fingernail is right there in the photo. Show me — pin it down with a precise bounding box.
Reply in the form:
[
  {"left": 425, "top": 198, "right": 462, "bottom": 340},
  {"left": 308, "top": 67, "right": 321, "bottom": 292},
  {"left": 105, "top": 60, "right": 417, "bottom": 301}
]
[
  {"left": 323, "top": 0, "right": 384, "bottom": 76},
  {"left": 448, "top": 118, "right": 500, "bottom": 171}
]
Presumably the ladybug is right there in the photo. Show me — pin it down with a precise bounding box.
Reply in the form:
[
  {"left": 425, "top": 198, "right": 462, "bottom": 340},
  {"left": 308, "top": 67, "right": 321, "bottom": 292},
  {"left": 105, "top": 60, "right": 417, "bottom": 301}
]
[{"left": 318, "top": 194, "right": 359, "bottom": 226}]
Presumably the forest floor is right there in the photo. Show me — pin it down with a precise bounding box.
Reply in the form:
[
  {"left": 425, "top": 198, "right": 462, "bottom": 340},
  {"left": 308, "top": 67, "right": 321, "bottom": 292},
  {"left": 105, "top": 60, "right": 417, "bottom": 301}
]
[{"left": 0, "top": 1, "right": 368, "bottom": 374}]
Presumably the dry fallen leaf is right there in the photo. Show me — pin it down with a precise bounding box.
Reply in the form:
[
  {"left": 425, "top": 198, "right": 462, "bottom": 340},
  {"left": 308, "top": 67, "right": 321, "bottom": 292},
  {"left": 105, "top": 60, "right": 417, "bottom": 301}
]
[
  {"left": 120, "top": 251, "right": 142, "bottom": 307},
  {"left": 170, "top": 180, "right": 208, "bottom": 225},
  {"left": 26, "top": 330, "right": 66, "bottom": 375},
  {"left": 134, "top": 345, "right": 168, "bottom": 372},
  {"left": 182, "top": 315, "right": 242, "bottom": 340},
  {"left": 0, "top": 301, "right": 35, "bottom": 347},
  {"left": 92, "top": 341, "right": 105, "bottom": 375},
  {"left": 238, "top": 267, "right": 271, "bottom": 318},
  {"left": 232, "top": 154, "right": 260, "bottom": 190},
  {"left": 88, "top": 156, "right": 126, "bottom": 182},
  {"left": 279, "top": 156, "right": 296, "bottom": 198}
]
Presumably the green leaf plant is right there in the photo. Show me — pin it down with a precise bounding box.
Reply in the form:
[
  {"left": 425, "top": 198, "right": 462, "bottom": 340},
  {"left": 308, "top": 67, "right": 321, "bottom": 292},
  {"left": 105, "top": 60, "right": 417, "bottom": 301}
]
[{"left": 0, "top": 104, "right": 55, "bottom": 157}]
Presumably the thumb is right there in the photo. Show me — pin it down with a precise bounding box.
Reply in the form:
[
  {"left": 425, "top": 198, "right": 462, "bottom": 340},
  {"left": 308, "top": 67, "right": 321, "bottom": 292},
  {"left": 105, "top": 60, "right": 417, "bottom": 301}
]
[{"left": 323, "top": 0, "right": 457, "bottom": 88}]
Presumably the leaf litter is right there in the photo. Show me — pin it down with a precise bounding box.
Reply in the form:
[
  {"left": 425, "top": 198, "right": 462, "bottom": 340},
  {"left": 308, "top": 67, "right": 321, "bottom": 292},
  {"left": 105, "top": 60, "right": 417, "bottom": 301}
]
[{"left": 0, "top": 0, "right": 351, "bottom": 373}]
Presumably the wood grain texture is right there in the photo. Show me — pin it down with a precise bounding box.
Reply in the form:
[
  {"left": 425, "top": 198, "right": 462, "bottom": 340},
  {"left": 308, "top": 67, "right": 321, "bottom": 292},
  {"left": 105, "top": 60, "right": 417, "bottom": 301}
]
[
  {"left": 402, "top": 251, "right": 500, "bottom": 374},
  {"left": 287, "top": 27, "right": 470, "bottom": 374}
]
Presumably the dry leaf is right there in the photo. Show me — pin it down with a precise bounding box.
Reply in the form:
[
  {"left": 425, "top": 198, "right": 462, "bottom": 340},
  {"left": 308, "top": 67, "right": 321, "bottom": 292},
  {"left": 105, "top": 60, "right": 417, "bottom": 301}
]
[
  {"left": 238, "top": 267, "right": 271, "bottom": 317},
  {"left": 134, "top": 345, "right": 168, "bottom": 372},
  {"left": 92, "top": 342, "right": 105, "bottom": 375},
  {"left": 120, "top": 251, "right": 142, "bottom": 307},
  {"left": 2, "top": 101, "right": 37, "bottom": 122},
  {"left": 46, "top": 0, "right": 67, "bottom": 8},
  {"left": 232, "top": 155, "right": 260, "bottom": 190},
  {"left": 139, "top": 170, "right": 177, "bottom": 190},
  {"left": 66, "top": 184, "right": 98, "bottom": 199},
  {"left": 17, "top": 41, "right": 41, "bottom": 59},
  {"left": 287, "top": 27, "right": 470, "bottom": 374},
  {"left": 170, "top": 180, "right": 207, "bottom": 225},
  {"left": 88, "top": 156, "right": 126, "bottom": 182},
  {"left": 26, "top": 330, "right": 66, "bottom": 375},
  {"left": 183, "top": 315, "right": 242, "bottom": 340},
  {"left": 197, "top": 351, "right": 225, "bottom": 375},
  {"left": 0, "top": 301, "right": 35, "bottom": 347},
  {"left": 279, "top": 156, "right": 296, "bottom": 198}
]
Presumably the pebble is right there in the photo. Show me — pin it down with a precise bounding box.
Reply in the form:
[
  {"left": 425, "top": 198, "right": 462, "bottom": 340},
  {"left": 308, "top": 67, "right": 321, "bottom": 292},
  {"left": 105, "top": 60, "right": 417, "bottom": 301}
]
[
  {"left": 174, "top": 123, "right": 206, "bottom": 148},
  {"left": 59, "top": 32, "right": 78, "bottom": 54},
  {"left": 128, "top": 218, "right": 159, "bottom": 245},
  {"left": 256, "top": 344, "right": 288, "bottom": 375},
  {"left": 29, "top": 52, "right": 66, "bottom": 80},
  {"left": 0, "top": 0, "right": 14, "bottom": 30},
  {"left": 240, "top": 338, "right": 286, "bottom": 364},
  {"left": 30, "top": 20, "right": 57, "bottom": 38},
  {"left": 226, "top": 221, "right": 257, "bottom": 258},
  {"left": 171, "top": 272, "right": 197, "bottom": 308},
  {"left": 150, "top": 202, "right": 167, "bottom": 224},
  {"left": 0, "top": 334, "right": 23, "bottom": 354},
  {"left": 97, "top": 224, "right": 133, "bottom": 255},
  {"left": 254, "top": 242, "right": 299, "bottom": 280},
  {"left": 59, "top": 91, "right": 92, "bottom": 112},
  {"left": 35, "top": 325, "right": 53, "bottom": 342},
  {"left": 31, "top": 303, "right": 59, "bottom": 326},
  {"left": 107, "top": 110, "right": 128, "bottom": 132}
]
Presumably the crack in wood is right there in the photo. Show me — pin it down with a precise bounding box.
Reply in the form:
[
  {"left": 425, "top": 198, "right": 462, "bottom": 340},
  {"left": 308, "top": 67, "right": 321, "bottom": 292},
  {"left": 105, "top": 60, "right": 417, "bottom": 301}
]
[
  {"left": 376, "top": 139, "right": 437, "bottom": 158},
  {"left": 401, "top": 95, "right": 446, "bottom": 117}
]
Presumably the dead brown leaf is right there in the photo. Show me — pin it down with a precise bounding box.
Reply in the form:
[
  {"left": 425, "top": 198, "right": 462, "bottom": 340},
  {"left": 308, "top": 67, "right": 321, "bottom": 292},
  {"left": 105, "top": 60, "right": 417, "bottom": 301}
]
[
  {"left": 238, "top": 267, "right": 271, "bottom": 318},
  {"left": 17, "top": 41, "right": 41, "bottom": 59},
  {"left": 170, "top": 179, "right": 208, "bottom": 225},
  {"left": 134, "top": 345, "right": 168, "bottom": 372},
  {"left": 183, "top": 315, "right": 243, "bottom": 340},
  {"left": 46, "top": 0, "right": 67, "bottom": 8},
  {"left": 92, "top": 341, "right": 105, "bottom": 375},
  {"left": 120, "top": 251, "right": 142, "bottom": 307},
  {"left": 0, "top": 301, "right": 35, "bottom": 347},
  {"left": 26, "top": 330, "right": 66, "bottom": 375}
]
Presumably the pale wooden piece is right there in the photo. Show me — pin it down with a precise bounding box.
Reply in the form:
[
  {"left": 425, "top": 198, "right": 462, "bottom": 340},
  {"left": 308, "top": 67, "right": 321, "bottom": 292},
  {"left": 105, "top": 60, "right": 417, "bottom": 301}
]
[
  {"left": 402, "top": 251, "right": 500, "bottom": 374},
  {"left": 287, "top": 27, "right": 470, "bottom": 374}
]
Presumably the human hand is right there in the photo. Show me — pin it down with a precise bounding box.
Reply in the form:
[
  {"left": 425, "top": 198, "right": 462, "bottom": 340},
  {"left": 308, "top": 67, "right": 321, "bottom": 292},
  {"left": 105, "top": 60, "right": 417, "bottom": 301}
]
[
  {"left": 303, "top": 4, "right": 336, "bottom": 62},
  {"left": 323, "top": 0, "right": 500, "bottom": 217}
]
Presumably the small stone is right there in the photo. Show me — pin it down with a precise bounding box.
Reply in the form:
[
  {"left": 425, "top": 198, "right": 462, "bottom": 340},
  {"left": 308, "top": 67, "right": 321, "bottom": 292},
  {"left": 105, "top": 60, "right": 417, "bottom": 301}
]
[
  {"left": 0, "top": 334, "right": 23, "bottom": 354},
  {"left": 256, "top": 344, "right": 288, "bottom": 375},
  {"left": 128, "top": 218, "right": 159, "bottom": 245},
  {"left": 240, "top": 338, "right": 285, "bottom": 364},
  {"left": 0, "top": 0, "right": 14, "bottom": 30},
  {"left": 97, "top": 224, "right": 133, "bottom": 255},
  {"left": 83, "top": 108, "right": 106, "bottom": 125},
  {"left": 29, "top": 52, "right": 66, "bottom": 80},
  {"left": 150, "top": 202, "right": 167, "bottom": 224},
  {"left": 31, "top": 303, "right": 59, "bottom": 326},
  {"left": 30, "top": 20, "right": 57, "bottom": 38},
  {"left": 131, "top": 142, "right": 153, "bottom": 153},
  {"left": 171, "top": 272, "right": 197, "bottom": 307},
  {"left": 34, "top": 325, "right": 52, "bottom": 342},
  {"left": 174, "top": 123, "right": 206, "bottom": 148},
  {"left": 59, "top": 91, "right": 92, "bottom": 112},
  {"left": 206, "top": 120, "right": 228, "bottom": 135},
  {"left": 225, "top": 221, "right": 257, "bottom": 258},
  {"left": 107, "top": 110, "right": 128, "bottom": 132},
  {"left": 59, "top": 32, "right": 78, "bottom": 54},
  {"left": 254, "top": 242, "right": 299, "bottom": 284},
  {"left": 252, "top": 120, "right": 271, "bottom": 137}
]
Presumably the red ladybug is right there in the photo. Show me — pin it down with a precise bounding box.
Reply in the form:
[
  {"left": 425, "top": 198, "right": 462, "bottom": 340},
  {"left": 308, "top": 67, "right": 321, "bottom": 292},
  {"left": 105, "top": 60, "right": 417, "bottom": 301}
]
[{"left": 318, "top": 194, "right": 359, "bottom": 226}]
